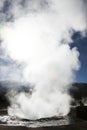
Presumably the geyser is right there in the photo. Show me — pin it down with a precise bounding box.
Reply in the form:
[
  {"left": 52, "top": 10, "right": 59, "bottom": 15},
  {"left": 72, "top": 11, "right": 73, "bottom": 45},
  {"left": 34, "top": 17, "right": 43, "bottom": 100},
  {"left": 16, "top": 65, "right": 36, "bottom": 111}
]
[{"left": 0, "top": 0, "right": 87, "bottom": 119}]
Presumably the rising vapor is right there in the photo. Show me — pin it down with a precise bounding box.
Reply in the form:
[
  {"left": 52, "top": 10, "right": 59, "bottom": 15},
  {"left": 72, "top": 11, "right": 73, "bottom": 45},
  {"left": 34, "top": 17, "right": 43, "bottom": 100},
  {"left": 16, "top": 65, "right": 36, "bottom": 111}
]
[{"left": 0, "top": 0, "right": 87, "bottom": 119}]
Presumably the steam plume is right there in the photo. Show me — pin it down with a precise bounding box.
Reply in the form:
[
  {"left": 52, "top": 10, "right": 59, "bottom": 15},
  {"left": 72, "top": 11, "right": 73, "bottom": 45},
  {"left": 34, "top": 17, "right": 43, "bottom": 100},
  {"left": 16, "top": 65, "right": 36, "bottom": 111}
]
[{"left": 0, "top": 0, "right": 87, "bottom": 119}]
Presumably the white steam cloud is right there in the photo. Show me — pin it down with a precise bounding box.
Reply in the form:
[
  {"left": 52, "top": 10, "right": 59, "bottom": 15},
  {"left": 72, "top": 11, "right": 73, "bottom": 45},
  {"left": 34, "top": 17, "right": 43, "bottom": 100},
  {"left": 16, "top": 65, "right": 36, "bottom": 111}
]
[{"left": 0, "top": 0, "right": 87, "bottom": 119}]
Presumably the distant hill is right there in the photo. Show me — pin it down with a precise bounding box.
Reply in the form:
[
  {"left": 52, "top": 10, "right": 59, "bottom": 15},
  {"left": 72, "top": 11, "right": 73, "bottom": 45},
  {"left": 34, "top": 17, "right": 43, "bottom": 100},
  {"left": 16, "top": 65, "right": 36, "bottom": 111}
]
[
  {"left": 0, "top": 80, "right": 31, "bottom": 92},
  {"left": 0, "top": 81, "right": 31, "bottom": 109},
  {"left": 0, "top": 81, "right": 87, "bottom": 108},
  {"left": 70, "top": 83, "right": 87, "bottom": 100}
]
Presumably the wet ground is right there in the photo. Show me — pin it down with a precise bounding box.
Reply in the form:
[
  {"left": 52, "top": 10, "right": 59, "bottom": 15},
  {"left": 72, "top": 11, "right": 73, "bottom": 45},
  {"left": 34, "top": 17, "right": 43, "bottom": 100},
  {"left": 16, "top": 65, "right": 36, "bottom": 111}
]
[
  {"left": 0, "top": 109, "right": 87, "bottom": 130},
  {"left": 0, "top": 118, "right": 87, "bottom": 130},
  {"left": 0, "top": 115, "right": 77, "bottom": 128}
]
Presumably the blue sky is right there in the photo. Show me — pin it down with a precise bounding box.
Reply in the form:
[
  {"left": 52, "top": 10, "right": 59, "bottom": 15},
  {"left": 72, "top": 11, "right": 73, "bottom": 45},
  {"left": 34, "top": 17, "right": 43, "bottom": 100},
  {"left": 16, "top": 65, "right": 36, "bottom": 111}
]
[{"left": 71, "top": 33, "right": 87, "bottom": 83}]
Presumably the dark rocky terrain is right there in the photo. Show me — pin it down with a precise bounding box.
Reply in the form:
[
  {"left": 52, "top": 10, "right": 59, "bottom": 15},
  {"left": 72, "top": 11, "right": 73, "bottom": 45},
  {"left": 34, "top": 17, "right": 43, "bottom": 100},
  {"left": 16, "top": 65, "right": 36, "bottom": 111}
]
[{"left": 0, "top": 81, "right": 31, "bottom": 109}]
